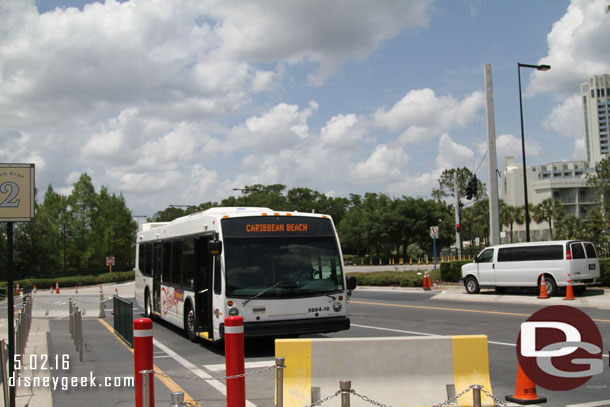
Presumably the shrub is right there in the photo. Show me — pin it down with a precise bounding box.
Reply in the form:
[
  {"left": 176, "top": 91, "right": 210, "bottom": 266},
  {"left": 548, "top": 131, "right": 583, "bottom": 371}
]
[
  {"left": 440, "top": 260, "right": 471, "bottom": 282},
  {"left": 347, "top": 269, "right": 440, "bottom": 288},
  {"left": 0, "top": 271, "right": 135, "bottom": 297}
]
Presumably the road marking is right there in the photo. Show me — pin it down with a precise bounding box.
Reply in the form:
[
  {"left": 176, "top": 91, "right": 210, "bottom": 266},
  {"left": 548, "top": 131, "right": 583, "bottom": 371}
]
[
  {"left": 351, "top": 323, "right": 609, "bottom": 358},
  {"left": 566, "top": 400, "right": 610, "bottom": 407},
  {"left": 350, "top": 300, "right": 610, "bottom": 323},
  {"left": 152, "top": 338, "right": 259, "bottom": 407},
  {"left": 204, "top": 360, "right": 275, "bottom": 372},
  {"left": 97, "top": 319, "right": 198, "bottom": 404}
]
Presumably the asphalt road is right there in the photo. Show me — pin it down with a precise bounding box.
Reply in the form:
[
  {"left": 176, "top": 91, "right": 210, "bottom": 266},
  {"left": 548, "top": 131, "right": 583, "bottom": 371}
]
[{"left": 91, "top": 288, "right": 610, "bottom": 407}]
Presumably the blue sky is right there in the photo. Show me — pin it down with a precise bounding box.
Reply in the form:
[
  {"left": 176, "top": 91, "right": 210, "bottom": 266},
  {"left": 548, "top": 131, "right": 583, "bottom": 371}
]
[{"left": 2, "top": 0, "right": 609, "bottom": 217}]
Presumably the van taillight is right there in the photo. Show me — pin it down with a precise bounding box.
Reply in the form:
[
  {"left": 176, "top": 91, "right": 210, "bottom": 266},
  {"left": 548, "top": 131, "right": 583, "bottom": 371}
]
[{"left": 566, "top": 247, "right": 572, "bottom": 260}]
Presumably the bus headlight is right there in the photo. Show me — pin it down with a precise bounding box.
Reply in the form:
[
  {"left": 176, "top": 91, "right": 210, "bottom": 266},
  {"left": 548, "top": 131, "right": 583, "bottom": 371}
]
[
  {"left": 333, "top": 302, "right": 342, "bottom": 312},
  {"left": 228, "top": 308, "right": 240, "bottom": 316}
]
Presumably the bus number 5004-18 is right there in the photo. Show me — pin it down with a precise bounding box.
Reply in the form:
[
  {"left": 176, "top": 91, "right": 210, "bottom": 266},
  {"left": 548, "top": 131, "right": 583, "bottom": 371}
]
[{"left": 308, "top": 307, "right": 330, "bottom": 313}]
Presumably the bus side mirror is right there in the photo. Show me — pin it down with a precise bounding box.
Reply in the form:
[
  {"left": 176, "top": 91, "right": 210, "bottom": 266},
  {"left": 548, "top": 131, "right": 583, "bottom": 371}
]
[
  {"left": 209, "top": 240, "right": 222, "bottom": 256},
  {"left": 346, "top": 276, "right": 357, "bottom": 291}
]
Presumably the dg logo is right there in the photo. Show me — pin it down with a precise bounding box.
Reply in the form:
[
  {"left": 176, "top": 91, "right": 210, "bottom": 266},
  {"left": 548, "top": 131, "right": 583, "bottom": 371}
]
[{"left": 516, "top": 305, "right": 604, "bottom": 391}]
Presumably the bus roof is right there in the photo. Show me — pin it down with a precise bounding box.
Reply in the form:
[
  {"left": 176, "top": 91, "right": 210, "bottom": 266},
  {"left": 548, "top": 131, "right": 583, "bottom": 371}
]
[{"left": 137, "top": 207, "right": 335, "bottom": 242}]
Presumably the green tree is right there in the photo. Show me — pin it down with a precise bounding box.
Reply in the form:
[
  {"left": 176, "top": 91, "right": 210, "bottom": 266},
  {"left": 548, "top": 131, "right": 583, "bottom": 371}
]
[
  {"left": 555, "top": 215, "right": 584, "bottom": 240},
  {"left": 432, "top": 167, "right": 486, "bottom": 202},
  {"left": 532, "top": 198, "right": 564, "bottom": 240},
  {"left": 587, "top": 158, "right": 610, "bottom": 219},
  {"left": 500, "top": 202, "right": 523, "bottom": 243},
  {"left": 405, "top": 243, "right": 424, "bottom": 262}
]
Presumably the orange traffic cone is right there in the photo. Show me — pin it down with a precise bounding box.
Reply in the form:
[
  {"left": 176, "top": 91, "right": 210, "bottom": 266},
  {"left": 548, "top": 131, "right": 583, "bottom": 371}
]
[
  {"left": 423, "top": 271, "right": 431, "bottom": 291},
  {"left": 538, "top": 274, "right": 549, "bottom": 299},
  {"left": 33, "top": 285, "right": 37, "bottom": 294},
  {"left": 50, "top": 285, "right": 53, "bottom": 294},
  {"left": 115, "top": 287, "right": 118, "bottom": 296},
  {"left": 15, "top": 283, "right": 20, "bottom": 296},
  {"left": 505, "top": 362, "right": 547, "bottom": 404},
  {"left": 55, "top": 282, "right": 60, "bottom": 294},
  {"left": 99, "top": 285, "right": 103, "bottom": 293},
  {"left": 564, "top": 273, "right": 575, "bottom": 301},
  {"left": 75, "top": 285, "right": 78, "bottom": 294}
]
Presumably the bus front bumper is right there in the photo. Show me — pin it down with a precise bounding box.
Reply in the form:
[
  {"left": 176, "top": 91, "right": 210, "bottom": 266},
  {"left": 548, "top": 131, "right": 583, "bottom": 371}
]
[{"left": 220, "top": 316, "right": 350, "bottom": 338}]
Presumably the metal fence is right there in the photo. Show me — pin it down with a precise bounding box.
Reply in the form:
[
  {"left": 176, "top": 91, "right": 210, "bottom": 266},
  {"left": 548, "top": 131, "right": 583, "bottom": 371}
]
[{"left": 113, "top": 295, "right": 133, "bottom": 347}]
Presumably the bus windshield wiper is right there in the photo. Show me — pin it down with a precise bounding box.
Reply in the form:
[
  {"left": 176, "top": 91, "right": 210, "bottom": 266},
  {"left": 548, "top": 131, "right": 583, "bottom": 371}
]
[{"left": 242, "top": 281, "right": 293, "bottom": 305}]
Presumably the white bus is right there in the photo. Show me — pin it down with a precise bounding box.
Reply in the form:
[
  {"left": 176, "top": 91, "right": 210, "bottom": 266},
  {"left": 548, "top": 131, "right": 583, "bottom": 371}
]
[{"left": 134, "top": 207, "right": 356, "bottom": 342}]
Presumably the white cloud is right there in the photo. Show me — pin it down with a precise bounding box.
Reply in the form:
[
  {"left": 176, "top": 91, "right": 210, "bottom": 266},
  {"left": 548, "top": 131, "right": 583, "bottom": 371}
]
[
  {"left": 351, "top": 144, "right": 407, "bottom": 184},
  {"left": 436, "top": 133, "right": 475, "bottom": 169},
  {"left": 543, "top": 95, "right": 584, "bottom": 139},
  {"left": 527, "top": 0, "right": 610, "bottom": 99},
  {"left": 320, "top": 114, "right": 366, "bottom": 148},
  {"left": 492, "top": 134, "right": 542, "bottom": 165},
  {"left": 373, "top": 89, "right": 484, "bottom": 144},
  {"left": 205, "top": 0, "right": 434, "bottom": 85}
]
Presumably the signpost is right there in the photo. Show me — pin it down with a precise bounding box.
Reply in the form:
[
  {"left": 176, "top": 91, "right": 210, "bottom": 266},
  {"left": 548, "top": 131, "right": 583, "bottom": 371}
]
[
  {"left": 430, "top": 226, "right": 439, "bottom": 270},
  {"left": 106, "top": 256, "right": 115, "bottom": 273},
  {"left": 0, "top": 163, "right": 35, "bottom": 407}
]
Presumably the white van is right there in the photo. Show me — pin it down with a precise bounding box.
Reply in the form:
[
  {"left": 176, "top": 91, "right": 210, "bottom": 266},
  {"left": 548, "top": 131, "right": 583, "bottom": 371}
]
[{"left": 461, "top": 240, "right": 600, "bottom": 297}]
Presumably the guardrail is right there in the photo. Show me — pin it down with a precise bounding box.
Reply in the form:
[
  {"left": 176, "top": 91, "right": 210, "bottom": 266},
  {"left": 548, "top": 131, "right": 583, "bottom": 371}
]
[{"left": 113, "top": 295, "right": 133, "bottom": 347}]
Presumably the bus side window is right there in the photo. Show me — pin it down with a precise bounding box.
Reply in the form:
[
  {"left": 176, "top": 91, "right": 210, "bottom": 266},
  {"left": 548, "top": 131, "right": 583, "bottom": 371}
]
[
  {"left": 145, "top": 243, "right": 153, "bottom": 276},
  {"left": 172, "top": 240, "right": 183, "bottom": 287},
  {"left": 138, "top": 244, "right": 146, "bottom": 275},
  {"left": 162, "top": 242, "right": 171, "bottom": 283},
  {"left": 214, "top": 256, "right": 221, "bottom": 295},
  {"left": 183, "top": 239, "right": 195, "bottom": 291}
]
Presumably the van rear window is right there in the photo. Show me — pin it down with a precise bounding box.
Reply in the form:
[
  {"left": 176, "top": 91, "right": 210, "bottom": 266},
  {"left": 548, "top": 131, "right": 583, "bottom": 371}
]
[
  {"left": 497, "top": 245, "right": 563, "bottom": 262},
  {"left": 584, "top": 242, "right": 598, "bottom": 258}
]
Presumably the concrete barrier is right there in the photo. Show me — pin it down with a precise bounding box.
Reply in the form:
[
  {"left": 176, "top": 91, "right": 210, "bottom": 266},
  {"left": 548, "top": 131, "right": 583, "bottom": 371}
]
[
  {"left": 275, "top": 335, "right": 493, "bottom": 407},
  {"left": 31, "top": 294, "right": 109, "bottom": 319}
]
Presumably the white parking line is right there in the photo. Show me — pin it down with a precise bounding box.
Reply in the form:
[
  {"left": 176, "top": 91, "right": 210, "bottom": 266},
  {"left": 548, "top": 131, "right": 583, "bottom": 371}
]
[
  {"left": 204, "top": 360, "right": 275, "bottom": 372},
  {"left": 351, "top": 323, "right": 609, "bottom": 358},
  {"left": 153, "top": 338, "right": 258, "bottom": 407},
  {"left": 566, "top": 400, "right": 610, "bottom": 407}
]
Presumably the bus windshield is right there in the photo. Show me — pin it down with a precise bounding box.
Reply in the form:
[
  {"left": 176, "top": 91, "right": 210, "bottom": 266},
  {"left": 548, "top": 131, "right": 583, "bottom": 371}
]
[{"left": 224, "top": 236, "right": 344, "bottom": 298}]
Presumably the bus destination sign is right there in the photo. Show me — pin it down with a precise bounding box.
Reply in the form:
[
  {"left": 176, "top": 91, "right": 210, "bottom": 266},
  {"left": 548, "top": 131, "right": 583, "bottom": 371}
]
[{"left": 222, "top": 216, "right": 334, "bottom": 237}]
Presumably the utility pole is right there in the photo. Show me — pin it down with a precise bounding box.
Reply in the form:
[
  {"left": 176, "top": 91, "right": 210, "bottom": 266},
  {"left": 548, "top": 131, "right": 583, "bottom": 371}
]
[
  {"left": 454, "top": 172, "right": 462, "bottom": 260},
  {"left": 485, "top": 64, "right": 501, "bottom": 245}
]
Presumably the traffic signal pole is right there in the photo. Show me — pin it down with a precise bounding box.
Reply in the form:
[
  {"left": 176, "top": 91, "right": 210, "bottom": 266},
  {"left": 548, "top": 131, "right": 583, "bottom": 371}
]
[
  {"left": 484, "top": 64, "right": 501, "bottom": 246},
  {"left": 454, "top": 172, "right": 462, "bottom": 260}
]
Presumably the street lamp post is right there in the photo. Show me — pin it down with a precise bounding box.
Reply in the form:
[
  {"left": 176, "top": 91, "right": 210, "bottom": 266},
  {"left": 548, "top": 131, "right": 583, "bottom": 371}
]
[{"left": 517, "top": 62, "right": 551, "bottom": 242}]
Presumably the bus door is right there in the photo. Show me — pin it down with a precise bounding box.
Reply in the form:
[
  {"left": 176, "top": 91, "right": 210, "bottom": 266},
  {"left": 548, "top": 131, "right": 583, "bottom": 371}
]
[
  {"left": 153, "top": 242, "right": 162, "bottom": 314},
  {"left": 194, "top": 238, "right": 213, "bottom": 336}
]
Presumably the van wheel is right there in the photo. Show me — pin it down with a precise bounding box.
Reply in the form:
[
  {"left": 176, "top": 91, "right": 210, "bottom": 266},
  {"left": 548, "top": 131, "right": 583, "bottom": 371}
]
[
  {"left": 184, "top": 302, "right": 197, "bottom": 342},
  {"left": 541, "top": 276, "right": 557, "bottom": 297},
  {"left": 464, "top": 276, "right": 480, "bottom": 294}
]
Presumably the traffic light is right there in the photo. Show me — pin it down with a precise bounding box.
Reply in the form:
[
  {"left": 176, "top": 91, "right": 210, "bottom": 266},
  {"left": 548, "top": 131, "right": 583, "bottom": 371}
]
[
  {"left": 465, "top": 176, "right": 478, "bottom": 200},
  {"left": 456, "top": 223, "right": 460, "bottom": 233}
]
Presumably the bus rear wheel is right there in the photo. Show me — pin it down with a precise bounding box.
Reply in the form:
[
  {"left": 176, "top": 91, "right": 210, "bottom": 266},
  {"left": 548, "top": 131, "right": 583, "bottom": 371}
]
[
  {"left": 145, "top": 290, "right": 153, "bottom": 318},
  {"left": 184, "top": 303, "right": 197, "bottom": 342}
]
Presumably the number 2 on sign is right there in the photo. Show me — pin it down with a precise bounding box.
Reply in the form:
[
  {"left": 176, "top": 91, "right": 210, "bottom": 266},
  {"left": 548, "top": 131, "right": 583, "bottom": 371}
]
[{"left": 0, "top": 182, "right": 20, "bottom": 208}]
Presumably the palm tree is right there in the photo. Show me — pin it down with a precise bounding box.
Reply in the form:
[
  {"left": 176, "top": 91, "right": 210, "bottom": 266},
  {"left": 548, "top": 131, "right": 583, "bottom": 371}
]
[
  {"left": 532, "top": 198, "right": 564, "bottom": 240},
  {"left": 500, "top": 202, "right": 524, "bottom": 243},
  {"left": 556, "top": 215, "right": 584, "bottom": 240}
]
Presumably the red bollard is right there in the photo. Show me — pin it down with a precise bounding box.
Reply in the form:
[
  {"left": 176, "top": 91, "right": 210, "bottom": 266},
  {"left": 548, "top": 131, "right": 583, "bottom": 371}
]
[
  {"left": 225, "top": 316, "right": 245, "bottom": 407},
  {"left": 134, "top": 318, "right": 154, "bottom": 407}
]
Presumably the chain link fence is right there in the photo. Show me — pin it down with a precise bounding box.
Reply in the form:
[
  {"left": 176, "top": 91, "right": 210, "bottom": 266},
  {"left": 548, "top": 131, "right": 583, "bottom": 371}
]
[{"left": 138, "top": 360, "right": 507, "bottom": 407}]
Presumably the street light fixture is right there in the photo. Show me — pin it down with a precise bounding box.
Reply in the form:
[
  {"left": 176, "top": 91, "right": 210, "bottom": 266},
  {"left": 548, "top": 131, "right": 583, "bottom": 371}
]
[{"left": 517, "top": 62, "right": 551, "bottom": 242}]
